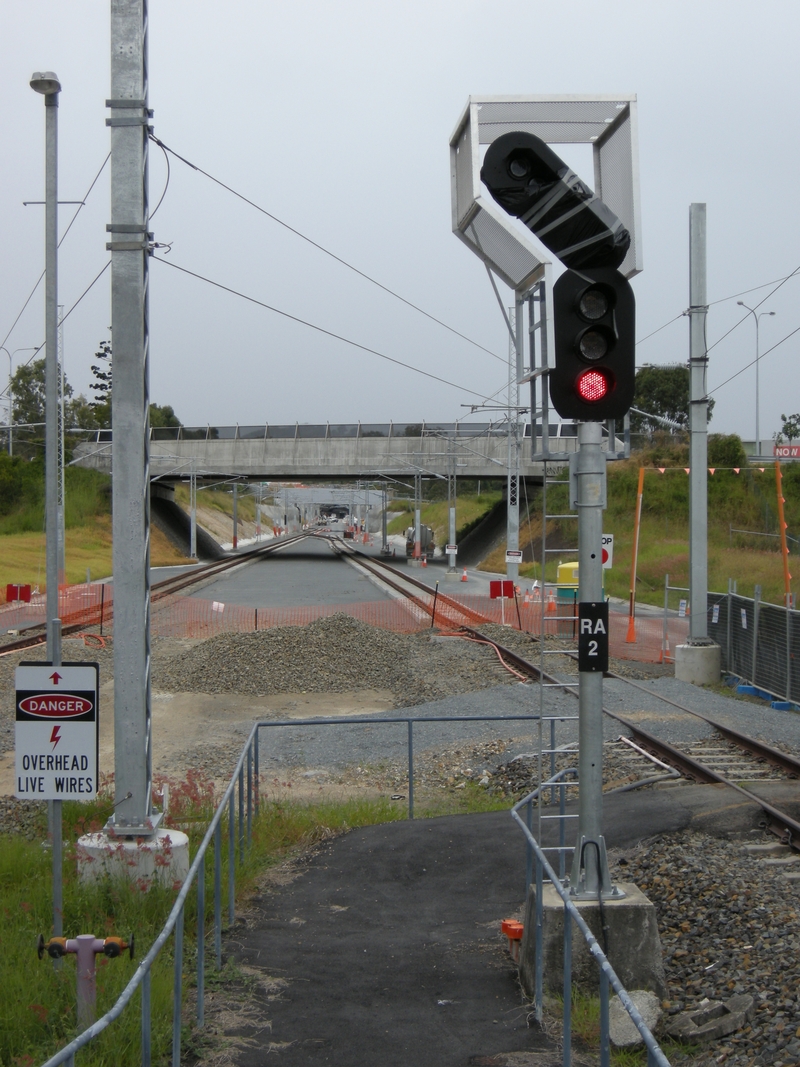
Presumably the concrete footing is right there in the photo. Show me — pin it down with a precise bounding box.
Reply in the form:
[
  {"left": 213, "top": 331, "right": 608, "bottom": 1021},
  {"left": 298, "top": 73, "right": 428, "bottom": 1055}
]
[
  {"left": 442, "top": 570, "right": 461, "bottom": 581},
  {"left": 76, "top": 829, "right": 190, "bottom": 887},
  {"left": 518, "top": 881, "right": 666, "bottom": 999},
  {"left": 675, "top": 642, "right": 721, "bottom": 685}
]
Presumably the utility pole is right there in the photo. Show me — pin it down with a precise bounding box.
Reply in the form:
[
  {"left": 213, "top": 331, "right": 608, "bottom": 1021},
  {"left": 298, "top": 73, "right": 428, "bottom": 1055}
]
[
  {"left": 189, "top": 464, "right": 197, "bottom": 559},
  {"left": 676, "top": 204, "right": 720, "bottom": 683},
  {"left": 506, "top": 306, "right": 521, "bottom": 582},
  {"left": 57, "top": 304, "right": 66, "bottom": 586},
  {"left": 107, "top": 0, "right": 156, "bottom": 835}
]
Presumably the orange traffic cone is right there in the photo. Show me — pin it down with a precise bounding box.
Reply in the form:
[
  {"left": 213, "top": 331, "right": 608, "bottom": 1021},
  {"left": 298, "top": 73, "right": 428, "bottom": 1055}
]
[
  {"left": 421, "top": 556, "right": 427, "bottom": 568},
  {"left": 545, "top": 589, "right": 556, "bottom": 614},
  {"left": 625, "top": 615, "right": 637, "bottom": 643},
  {"left": 461, "top": 568, "right": 468, "bottom": 582},
  {"left": 523, "top": 589, "right": 530, "bottom": 605}
]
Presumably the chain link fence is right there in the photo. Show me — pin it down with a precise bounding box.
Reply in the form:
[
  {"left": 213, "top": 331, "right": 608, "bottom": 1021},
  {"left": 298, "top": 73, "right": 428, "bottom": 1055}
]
[{"left": 708, "top": 590, "right": 798, "bottom": 704}]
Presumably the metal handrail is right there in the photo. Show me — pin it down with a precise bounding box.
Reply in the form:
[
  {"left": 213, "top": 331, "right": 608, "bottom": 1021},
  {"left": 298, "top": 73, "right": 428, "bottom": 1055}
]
[
  {"left": 511, "top": 789, "right": 670, "bottom": 1067},
  {"left": 37, "top": 711, "right": 542, "bottom": 1067},
  {"left": 39, "top": 721, "right": 259, "bottom": 1067}
]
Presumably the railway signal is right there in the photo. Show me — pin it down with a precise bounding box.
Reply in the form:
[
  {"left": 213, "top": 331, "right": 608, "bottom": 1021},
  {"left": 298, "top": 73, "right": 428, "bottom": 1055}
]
[
  {"left": 480, "top": 131, "right": 631, "bottom": 271},
  {"left": 550, "top": 267, "right": 635, "bottom": 420}
]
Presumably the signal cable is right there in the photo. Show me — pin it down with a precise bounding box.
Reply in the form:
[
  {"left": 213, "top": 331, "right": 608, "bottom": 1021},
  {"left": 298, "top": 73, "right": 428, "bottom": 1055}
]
[
  {"left": 0, "top": 154, "right": 110, "bottom": 353},
  {"left": 152, "top": 256, "right": 496, "bottom": 402},
  {"left": 148, "top": 134, "right": 505, "bottom": 363}
]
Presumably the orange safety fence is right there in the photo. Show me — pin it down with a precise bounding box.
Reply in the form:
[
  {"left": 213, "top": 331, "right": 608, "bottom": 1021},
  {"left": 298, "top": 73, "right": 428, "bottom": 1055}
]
[{"left": 0, "top": 581, "right": 691, "bottom": 664}]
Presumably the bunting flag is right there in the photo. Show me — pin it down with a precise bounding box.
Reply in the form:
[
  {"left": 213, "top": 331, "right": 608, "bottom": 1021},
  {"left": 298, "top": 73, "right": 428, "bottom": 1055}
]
[
  {"left": 734, "top": 468, "right": 740, "bottom": 474},
  {"left": 709, "top": 468, "right": 715, "bottom": 474},
  {"left": 684, "top": 468, "right": 690, "bottom": 474},
  {"left": 658, "top": 468, "right": 666, "bottom": 474},
  {"left": 759, "top": 468, "right": 765, "bottom": 473}
]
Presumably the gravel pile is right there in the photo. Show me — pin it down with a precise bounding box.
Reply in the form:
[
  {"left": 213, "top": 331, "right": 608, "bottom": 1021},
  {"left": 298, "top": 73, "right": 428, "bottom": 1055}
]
[
  {"left": 153, "top": 614, "right": 513, "bottom": 706},
  {"left": 610, "top": 831, "right": 800, "bottom": 1067},
  {"left": 0, "top": 796, "right": 46, "bottom": 837}
]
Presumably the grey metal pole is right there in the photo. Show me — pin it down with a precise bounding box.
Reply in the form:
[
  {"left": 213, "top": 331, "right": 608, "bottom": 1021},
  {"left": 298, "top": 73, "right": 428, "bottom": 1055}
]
[
  {"left": 108, "top": 1, "right": 154, "bottom": 834},
  {"left": 232, "top": 482, "right": 238, "bottom": 550},
  {"left": 736, "top": 303, "right": 776, "bottom": 462},
  {"left": 688, "top": 205, "right": 710, "bottom": 642},
  {"left": 506, "top": 305, "right": 521, "bottom": 582},
  {"left": 190, "top": 466, "right": 197, "bottom": 559},
  {"left": 30, "top": 72, "right": 61, "bottom": 665},
  {"left": 570, "top": 423, "right": 617, "bottom": 899}
]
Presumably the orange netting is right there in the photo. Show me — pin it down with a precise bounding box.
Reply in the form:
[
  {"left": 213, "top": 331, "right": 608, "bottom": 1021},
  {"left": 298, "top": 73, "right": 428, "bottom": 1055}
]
[{"left": 0, "top": 581, "right": 689, "bottom": 664}]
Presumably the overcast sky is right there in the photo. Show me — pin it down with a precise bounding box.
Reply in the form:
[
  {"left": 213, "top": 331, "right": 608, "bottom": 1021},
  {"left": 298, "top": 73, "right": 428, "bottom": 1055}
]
[{"left": 2, "top": 0, "right": 799, "bottom": 442}]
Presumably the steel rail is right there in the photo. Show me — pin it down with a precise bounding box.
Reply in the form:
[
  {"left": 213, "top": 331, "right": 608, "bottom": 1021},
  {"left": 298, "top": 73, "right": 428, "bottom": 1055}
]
[{"left": 0, "top": 533, "right": 311, "bottom": 657}]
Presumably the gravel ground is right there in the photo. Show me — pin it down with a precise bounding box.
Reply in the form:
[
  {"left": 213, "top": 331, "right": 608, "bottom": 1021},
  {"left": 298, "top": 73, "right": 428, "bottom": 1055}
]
[{"left": 609, "top": 831, "right": 800, "bottom": 1067}]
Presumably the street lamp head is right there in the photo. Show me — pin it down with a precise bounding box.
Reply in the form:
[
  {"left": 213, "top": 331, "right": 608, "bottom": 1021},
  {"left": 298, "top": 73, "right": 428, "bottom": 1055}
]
[{"left": 30, "top": 72, "right": 61, "bottom": 95}]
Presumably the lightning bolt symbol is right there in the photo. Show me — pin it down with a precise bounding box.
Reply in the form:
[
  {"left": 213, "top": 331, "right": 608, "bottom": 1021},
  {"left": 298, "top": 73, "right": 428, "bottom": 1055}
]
[{"left": 50, "top": 725, "right": 62, "bottom": 748}]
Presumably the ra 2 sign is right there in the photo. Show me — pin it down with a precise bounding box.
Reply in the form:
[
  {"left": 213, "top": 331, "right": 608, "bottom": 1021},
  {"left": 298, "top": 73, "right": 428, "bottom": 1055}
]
[{"left": 578, "top": 602, "right": 609, "bottom": 673}]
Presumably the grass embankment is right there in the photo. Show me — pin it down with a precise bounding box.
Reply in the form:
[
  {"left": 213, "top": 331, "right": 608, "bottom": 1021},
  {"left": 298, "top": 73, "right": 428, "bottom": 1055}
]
[
  {"left": 480, "top": 440, "right": 800, "bottom": 608},
  {"left": 2, "top": 778, "right": 508, "bottom": 1067},
  {"left": 173, "top": 484, "right": 258, "bottom": 523},
  {"left": 0, "top": 462, "right": 190, "bottom": 599},
  {"left": 387, "top": 492, "right": 502, "bottom": 544}
]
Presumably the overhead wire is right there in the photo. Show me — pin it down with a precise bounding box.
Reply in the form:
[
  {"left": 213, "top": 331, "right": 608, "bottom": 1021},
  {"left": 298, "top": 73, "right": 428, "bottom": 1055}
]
[
  {"left": 0, "top": 262, "right": 111, "bottom": 401},
  {"left": 152, "top": 255, "right": 495, "bottom": 402},
  {"left": 0, "top": 154, "right": 110, "bottom": 353},
  {"left": 148, "top": 134, "right": 505, "bottom": 364}
]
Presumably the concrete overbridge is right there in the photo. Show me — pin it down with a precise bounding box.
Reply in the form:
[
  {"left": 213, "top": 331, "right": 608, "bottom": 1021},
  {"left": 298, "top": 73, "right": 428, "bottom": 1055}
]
[{"left": 73, "top": 420, "right": 624, "bottom": 485}]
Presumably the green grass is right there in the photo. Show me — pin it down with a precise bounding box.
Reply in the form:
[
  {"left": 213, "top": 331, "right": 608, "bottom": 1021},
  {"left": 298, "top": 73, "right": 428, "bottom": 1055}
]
[
  {"left": 386, "top": 492, "right": 502, "bottom": 543},
  {"left": 483, "top": 448, "right": 800, "bottom": 607},
  {"left": 1, "top": 779, "right": 461, "bottom": 1067}
]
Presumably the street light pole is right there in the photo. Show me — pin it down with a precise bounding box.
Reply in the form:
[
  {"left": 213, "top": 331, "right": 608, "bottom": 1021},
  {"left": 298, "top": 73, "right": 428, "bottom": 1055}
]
[
  {"left": 30, "top": 71, "right": 62, "bottom": 666},
  {"left": 737, "top": 302, "right": 776, "bottom": 459}
]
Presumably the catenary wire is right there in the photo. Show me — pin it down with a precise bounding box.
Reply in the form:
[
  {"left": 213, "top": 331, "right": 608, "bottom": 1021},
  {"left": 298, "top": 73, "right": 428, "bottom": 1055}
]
[
  {"left": 635, "top": 268, "right": 800, "bottom": 353},
  {"left": 152, "top": 256, "right": 496, "bottom": 402},
  {"left": 0, "top": 154, "right": 110, "bottom": 353},
  {"left": 0, "top": 262, "right": 111, "bottom": 401},
  {"left": 148, "top": 134, "right": 505, "bottom": 364},
  {"left": 709, "top": 322, "right": 800, "bottom": 397}
]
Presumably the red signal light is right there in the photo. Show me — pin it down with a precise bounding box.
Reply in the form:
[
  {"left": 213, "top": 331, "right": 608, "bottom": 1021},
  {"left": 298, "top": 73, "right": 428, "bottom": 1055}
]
[{"left": 576, "top": 368, "right": 611, "bottom": 403}]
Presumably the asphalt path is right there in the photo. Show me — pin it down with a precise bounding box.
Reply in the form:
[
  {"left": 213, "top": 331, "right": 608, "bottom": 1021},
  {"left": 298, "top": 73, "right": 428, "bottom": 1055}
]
[{"left": 228, "top": 784, "right": 792, "bottom": 1067}]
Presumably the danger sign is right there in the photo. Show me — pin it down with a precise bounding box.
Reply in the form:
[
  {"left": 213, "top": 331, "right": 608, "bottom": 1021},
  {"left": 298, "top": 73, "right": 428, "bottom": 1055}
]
[{"left": 15, "top": 663, "right": 99, "bottom": 800}]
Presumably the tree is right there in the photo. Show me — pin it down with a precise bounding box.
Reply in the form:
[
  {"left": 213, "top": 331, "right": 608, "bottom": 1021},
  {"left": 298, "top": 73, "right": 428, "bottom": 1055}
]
[
  {"left": 89, "top": 342, "right": 181, "bottom": 430},
  {"left": 10, "top": 357, "right": 73, "bottom": 431},
  {"left": 89, "top": 340, "right": 112, "bottom": 428},
  {"left": 631, "top": 364, "right": 715, "bottom": 432},
  {"left": 150, "top": 403, "right": 181, "bottom": 428},
  {"left": 777, "top": 413, "right": 800, "bottom": 444}
]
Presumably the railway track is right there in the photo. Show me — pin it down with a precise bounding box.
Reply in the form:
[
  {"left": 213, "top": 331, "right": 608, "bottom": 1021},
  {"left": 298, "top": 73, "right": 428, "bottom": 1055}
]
[
  {"left": 0, "top": 532, "right": 310, "bottom": 657},
  {"left": 334, "top": 543, "right": 800, "bottom": 848}
]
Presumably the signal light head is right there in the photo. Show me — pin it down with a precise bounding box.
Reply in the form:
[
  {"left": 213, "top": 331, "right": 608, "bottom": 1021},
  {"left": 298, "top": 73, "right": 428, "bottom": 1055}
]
[
  {"left": 576, "top": 368, "right": 612, "bottom": 403},
  {"left": 578, "top": 287, "right": 611, "bottom": 321},
  {"left": 578, "top": 328, "right": 610, "bottom": 362}
]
